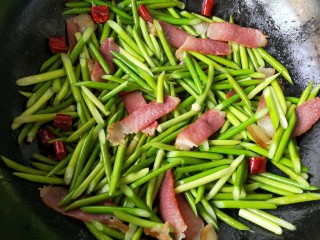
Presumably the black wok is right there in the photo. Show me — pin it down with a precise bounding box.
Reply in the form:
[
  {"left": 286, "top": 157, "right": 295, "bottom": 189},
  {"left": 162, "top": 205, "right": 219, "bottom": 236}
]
[{"left": 0, "top": 0, "right": 319, "bottom": 239}]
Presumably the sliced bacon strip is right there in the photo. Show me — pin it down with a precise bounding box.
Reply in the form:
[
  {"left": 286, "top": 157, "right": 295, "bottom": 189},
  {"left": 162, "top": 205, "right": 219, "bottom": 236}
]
[
  {"left": 257, "top": 67, "right": 276, "bottom": 78},
  {"left": 121, "top": 91, "right": 158, "bottom": 136},
  {"left": 66, "top": 14, "right": 95, "bottom": 50},
  {"left": 155, "top": 21, "right": 231, "bottom": 60},
  {"left": 247, "top": 124, "right": 271, "bottom": 149},
  {"left": 176, "top": 194, "right": 204, "bottom": 240},
  {"left": 144, "top": 222, "right": 172, "bottom": 240},
  {"left": 206, "top": 22, "right": 268, "bottom": 48},
  {"left": 175, "top": 36, "right": 232, "bottom": 60},
  {"left": 66, "top": 20, "right": 79, "bottom": 51},
  {"left": 39, "top": 186, "right": 128, "bottom": 232},
  {"left": 100, "top": 38, "right": 119, "bottom": 74},
  {"left": 141, "top": 121, "right": 159, "bottom": 136},
  {"left": 200, "top": 224, "right": 218, "bottom": 240},
  {"left": 159, "top": 170, "right": 187, "bottom": 239},
  {"left": 158, "top": 21, "right": 190, "bottom": 48},
  {"left": 257, "top": 95, "right": 275, "bottom": 139},
  {"left": 107, "top": 96, "right": 180, "bottom": 145},
  {"left": 159, "top": 170, "right": 204, "bottom": 240},
  {"left": 293, "top": 97, "right": 320, "bottom": 137},
  {"left": 121, "top": 91, "right": 148, "bottom": 114},
  {"left": 175, "top": 109, "right": 226, "bottom": 151},
  {"left": 91, "top": 38, "right": 119, "bottom": 81},
  {"left": 193, "top": 22, "right": 209, "bottom": 36},
  {"left": 91, "top": 60, "right": 106, "bottom": 82}
]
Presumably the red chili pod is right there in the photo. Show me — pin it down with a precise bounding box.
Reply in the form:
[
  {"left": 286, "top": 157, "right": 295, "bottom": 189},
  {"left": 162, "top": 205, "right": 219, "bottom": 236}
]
[
  {"left": 48, "top": 36, "right": 68, "bottom": 54},
  {"left": 53, "top": 141, "right": 68, "bottom": 161},
  {"left": 249, "top": 156, "right": 267, "bottom": 175},
  {"left": 53, "top": 114, "right": 73, "bottom": 130},
  {"left": 201, "top": 0, "right": 215, "bottom": 17},
  {"left": 38, "top": 128, "right": 56, "bottom": 146},
  {"left": 138, "top": 4, "right": 153, "bottom": 23},
  {"left": 91, "top": 6, "right": 110, "bottom": 24}
]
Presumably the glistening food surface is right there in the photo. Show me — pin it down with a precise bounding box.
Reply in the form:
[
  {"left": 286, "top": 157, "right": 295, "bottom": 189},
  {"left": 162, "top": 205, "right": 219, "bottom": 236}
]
[{"left": 0, "top": 0, "right": 320, "bottom": 240}]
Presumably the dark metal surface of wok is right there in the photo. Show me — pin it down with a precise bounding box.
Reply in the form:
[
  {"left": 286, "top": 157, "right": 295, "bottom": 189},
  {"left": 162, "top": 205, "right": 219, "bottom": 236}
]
[{"left": 0, "top": 0, "right": 319, "bottom": 239}]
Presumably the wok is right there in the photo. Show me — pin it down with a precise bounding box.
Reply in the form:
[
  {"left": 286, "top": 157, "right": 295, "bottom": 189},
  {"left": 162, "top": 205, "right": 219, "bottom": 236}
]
[{"left": 0, "top": 0, "right": 319, "bottom": 239}]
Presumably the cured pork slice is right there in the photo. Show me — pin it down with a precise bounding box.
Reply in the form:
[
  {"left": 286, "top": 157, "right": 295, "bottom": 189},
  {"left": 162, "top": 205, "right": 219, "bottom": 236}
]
[
  {"left": 144, "top": 222, "right": 172, "bottom": 240},
  {"left": 176, "top": 194, "right": 204, "bottom": 239},
  {"left": 91, "top": 60, "right": 106, "bottom": 82},
  {"left": 247, "top": 124, "right": 271, "bottom": 149},
  {"left": 207, "top": 22, "right": 268, "bottom": 48},
  {"left": 293, "top": 97, "right": 320, "bottom": 137},
  {"left": 257, "top": 95, "right": 275, "bottom": 138},
  {"left": 158, "top": 21, "right": 190, "bottom": 48},
  {"left": 121, "top": 91, "right": 158, "bottom": 136},
  {"left": 100, "top": 38, "right": 119, "bottom": 74},
  {"left": 107, "top": 96, "right": 180, "bottom": 145},
  {"left": 91, "top": 38, "right": 119, "bottom": 81},
  {"left": 40, "top": 186, "right": 128, "bottom": 232},
  {"left": 66, "top": 14, "right": 95, "bottom": 50},
  {"left": 192, "top": 22, "right": 210, "bottom": 36},
  {"left": 154, "top": 21, "right": 231, "bottom": 60},
  {"left": 199, "top": 224, "right": 218, "bottom": 240},
  {"left": 159, "top": 170, "right": 204, "bottom": 240},
  {"left": 121, "top": 91, "right": 149, "bottom": 114},
  {"left": 175, "top": 37, "right": 232, "bottom": 60},
  {"left": 257, "top": 67, "right": 276, "bottom": 78},
  {"left": 175, "top": 109, "right": 226, "bottom": 151}
]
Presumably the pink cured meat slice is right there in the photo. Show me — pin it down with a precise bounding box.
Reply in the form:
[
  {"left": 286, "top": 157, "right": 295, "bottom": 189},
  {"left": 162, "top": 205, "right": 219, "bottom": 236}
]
[
  {"left": 40, "top": 186, "right": 128, "bottom": 232},
  {"left": 293, "top": 97, "right": 320, "bottom": 137},
  {"left": 121, "top": 92, "right": 158, "bottom": 136},
  {"left": 91, "top": 38, "right": 119, "bottom": 81},
  {"left": 207, "top": 22, "right": 268, "bottom": 48},
  {"left": 66, "top": 14, "right": 95, "bottom": 50},
  {"left": 91, "top": 60, "right": 106, "bottom": 82},
  {"left": 175, "top": 109, "right": 226, "bottom": 151},
  {"left": 176, "top": 194, "right": 204, "bottom": 240},
  {"left": 257, "top": 67, "right": 276, "bottom": 78},
  {"left": 159, "top": 170, "right": 187, "bottom": 239},
  {"left": 159, "top": 170, "right": 203, "bottom": 240},
  {"left": 192, "top": 22, "right": 210, "bottom": 36},
  {"left": 257, "top": 95, "right": 275, "bottom": 139},
  {"left": 158, "top": 21, "right": 190, "bottom": 48},
  {"left": 107, "top": 96, "right": 180, "bottom": 145},
  {"left": 175, "top": 37, "right": 232, "bottom": 60},
  {"left": 100, "top": 38, "right": 119, "bottom": 74},
  {"left": 121, "top": 91, "right": 149, "bottom": 114},
  {"left": 66, "top": 20, "right": 79, "bottom": 51}
]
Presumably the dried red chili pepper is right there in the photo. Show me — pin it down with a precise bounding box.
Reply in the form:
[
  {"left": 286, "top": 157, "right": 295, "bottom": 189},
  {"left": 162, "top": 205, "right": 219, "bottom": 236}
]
[
  {"left": 201, "top": 0, "right": 215, "bottom": 17},
  {"left": 38, "top": 128, "right": 56, "bottom": 146},
  {"left": 53, "top": 141, "right": 68, "bottom": 160},
  {"left": 48, "top": 36, "right": 68, "bottom": 54},
  {"left": 249, "top": 156, "right": 267, "bottom": 175},
  {"left": 91, "top": 6, "right": 110, "bottom": 24},
  {"left": 53, "top": 114, "right": 73, "bottom": 130},
  {"left": 138, "top": 4, "right": 153, "bottom": 23}
]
